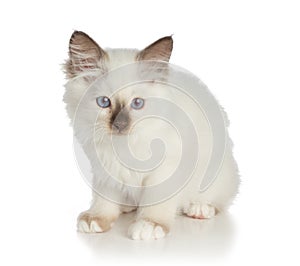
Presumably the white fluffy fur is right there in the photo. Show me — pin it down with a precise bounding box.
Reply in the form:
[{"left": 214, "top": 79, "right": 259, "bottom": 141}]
[{"left": 64, "top": 36, "right": 239, "bottom": 240}]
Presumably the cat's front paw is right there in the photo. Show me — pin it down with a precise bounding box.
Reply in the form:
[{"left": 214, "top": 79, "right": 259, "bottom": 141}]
[
  {"left": 183, "top": 203, "right": 217, "bottom": 219},
  {"left": 77, "top": 212, "right": 116, "bottom": 233},
  {"left": 128, "top": 219, "right": 168, "bottom": 240}
]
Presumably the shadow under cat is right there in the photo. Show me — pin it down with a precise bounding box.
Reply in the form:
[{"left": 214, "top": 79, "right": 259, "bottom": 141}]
[{"left": 77, "top": 211, "right": 236, "bottom": 259}]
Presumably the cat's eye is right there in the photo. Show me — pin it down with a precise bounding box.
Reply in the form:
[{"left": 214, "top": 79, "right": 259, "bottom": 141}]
[
  {"left": 96, "top": 96, "right": 111, "bottom": 108},
  {"left": 131, "top": 98, "right": 144, "bottom": 110}
]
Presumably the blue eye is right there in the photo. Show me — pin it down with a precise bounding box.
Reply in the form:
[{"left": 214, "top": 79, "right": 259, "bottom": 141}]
[
  {"left": 96, "top": 96, "right": 111, "bottom": 108},
  {"left": 131, "top": 98, "right": 144, "bottom": 110}
]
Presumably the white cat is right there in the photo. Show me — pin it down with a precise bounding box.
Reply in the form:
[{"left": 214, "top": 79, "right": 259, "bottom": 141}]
[{"left": 63, "top": 31, "right": 239, "bottom": 240}]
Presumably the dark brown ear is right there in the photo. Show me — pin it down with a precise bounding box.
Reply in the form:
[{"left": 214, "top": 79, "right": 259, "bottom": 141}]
[
  {"left": 137, "top": 36, "right": 173, "bottom": 62},
  {"left": 65, "top": 31, "right": 107, "bottom": 78}
]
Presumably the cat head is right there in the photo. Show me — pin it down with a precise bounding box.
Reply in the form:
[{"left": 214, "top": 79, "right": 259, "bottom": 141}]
[{"left": 63, "top": 31, "right": 173, "bottom": 139}]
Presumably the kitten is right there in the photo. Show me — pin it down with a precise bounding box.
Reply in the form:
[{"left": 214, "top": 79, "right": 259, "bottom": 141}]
[{"left": 63, "top": 31, "right": 239, "bottom": 240}]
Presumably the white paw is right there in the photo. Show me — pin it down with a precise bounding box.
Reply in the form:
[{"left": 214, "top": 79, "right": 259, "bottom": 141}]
[
  {"left": 78, "top": 220, "right": 103, "bottom": 233},
  {"left": 128, "top": 220, "right": 167, "bottom": 240},
  {"left": 77, "top": 212, "right": 116, "bottom": 233},
  {"left": 184, "top": 203, "right": 216, "bottom": 219}
]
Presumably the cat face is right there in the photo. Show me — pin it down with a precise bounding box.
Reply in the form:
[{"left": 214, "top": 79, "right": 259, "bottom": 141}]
[
  {"left": 85, "top": 80, "right": 171, "bottom": 138},
  {"left": 64, "top": 31, "right": 173, "bottom": 137},
  {"left": 94, "top": 93, "right": 142, "bottom": 136},
  {"left": 96, "top": 96, "right": 145, "bottom": 134}
]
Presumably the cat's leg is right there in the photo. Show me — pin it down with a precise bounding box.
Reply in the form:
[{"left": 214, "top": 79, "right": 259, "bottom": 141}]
[
  {"left": 77, "top": 193, "right": 120, "bottom": 233},
  {"left": 128, "top": 197, "right": 178, "bottom": 240},
  {"left": 182, "top": 148, "right": 239, "bottom": 220},
  {"left": 127, "top": 164, "right": 181, "bottom": 240}
]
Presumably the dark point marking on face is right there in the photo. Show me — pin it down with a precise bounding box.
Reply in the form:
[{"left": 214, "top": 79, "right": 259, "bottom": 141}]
[{"left": 110, "top": 100, "right": 131, "bottom": 134}]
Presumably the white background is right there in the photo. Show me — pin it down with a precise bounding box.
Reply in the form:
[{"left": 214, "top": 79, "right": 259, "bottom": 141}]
[{"left": 0, "top": 0, "right": 299, "bottom": 265}]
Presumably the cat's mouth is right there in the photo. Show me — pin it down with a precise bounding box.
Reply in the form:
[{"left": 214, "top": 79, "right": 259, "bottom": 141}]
[
  {"left": 110, "top": 123, "right": 131, "bottom": 135},
  {"left": 111, "top": 129, "right": 130, "bottom": 135}
]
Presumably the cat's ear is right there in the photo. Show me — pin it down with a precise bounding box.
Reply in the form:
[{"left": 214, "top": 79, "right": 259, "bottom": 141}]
[
  {"left": 64, "top": 31, "right": 107, "bottom": 78},
  {"left": 137, "top": 36, "right": 173, "bottom": 62}
]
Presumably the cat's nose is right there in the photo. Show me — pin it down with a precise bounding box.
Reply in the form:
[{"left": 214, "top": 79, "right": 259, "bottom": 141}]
[
  {"left": 112, "top": 120, "right": 128, "bottom": 132},
  {"left": 110, "top": 109, "right": 130, "bottom": 133}
]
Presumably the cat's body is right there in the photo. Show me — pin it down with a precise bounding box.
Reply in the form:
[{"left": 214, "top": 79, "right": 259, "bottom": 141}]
[{"left": 63, "top": 31, "right": 239, "bottom": 240}]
